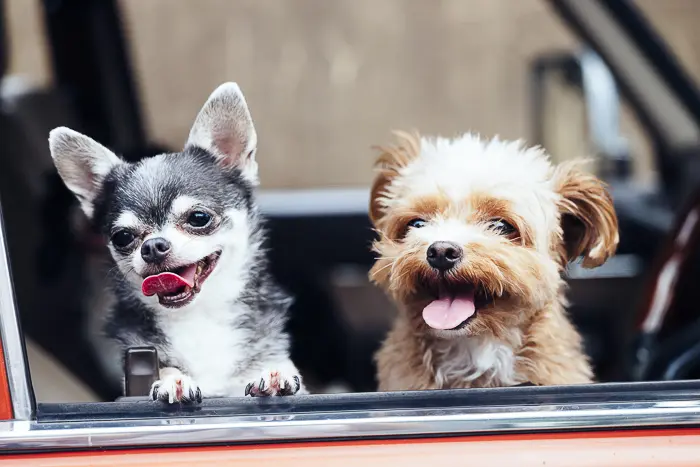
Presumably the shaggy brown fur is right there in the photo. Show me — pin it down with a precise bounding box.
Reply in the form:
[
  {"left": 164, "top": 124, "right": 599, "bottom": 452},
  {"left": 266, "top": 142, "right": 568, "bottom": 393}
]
[{"left": 369, "top": 131, "right": 618, "bottom": 390}]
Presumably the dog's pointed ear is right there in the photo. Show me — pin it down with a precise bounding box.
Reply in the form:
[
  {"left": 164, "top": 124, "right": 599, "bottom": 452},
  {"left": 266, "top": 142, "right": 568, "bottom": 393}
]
[
  {"left": 553, "top": 162, "right": 619, "bottom": 268},
  {"left": 49, "top": 127, "right": 123, "bottom": 218},
  {"left": 186, "top": 82, "right": 259, "bottom": 184}
]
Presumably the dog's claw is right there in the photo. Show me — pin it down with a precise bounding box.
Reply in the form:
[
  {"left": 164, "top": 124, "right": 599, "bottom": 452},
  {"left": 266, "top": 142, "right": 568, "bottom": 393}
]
[
  {"left": 280, "top": 380, "right": 291, "bottom": 396},
  {"left": 150, "top": 383, "right": 160, "bottom": 401},
  {"left": 245, "top": 370, "right": 302, "bottom": 397}
]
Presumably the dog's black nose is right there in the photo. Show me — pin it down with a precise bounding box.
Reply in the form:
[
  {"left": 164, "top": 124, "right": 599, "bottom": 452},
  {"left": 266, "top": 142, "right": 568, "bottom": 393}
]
[
  {"left": 427, "top": 241, "right": 463, "bottom": 271},
  {"left": 141, "top": 237, "right": 171, "bottom": 264}
]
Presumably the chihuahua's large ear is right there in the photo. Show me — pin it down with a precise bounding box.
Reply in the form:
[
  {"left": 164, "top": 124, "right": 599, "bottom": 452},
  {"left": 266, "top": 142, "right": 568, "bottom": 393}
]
[
  {"left": 185, "top": 82, "right": 259, "bottom": 184},
  {"left": 553, "top": 161, "right": 619, "bottom": 268},
  {"left": 49, "top": 127, "right": 123, "bottom": 218}
]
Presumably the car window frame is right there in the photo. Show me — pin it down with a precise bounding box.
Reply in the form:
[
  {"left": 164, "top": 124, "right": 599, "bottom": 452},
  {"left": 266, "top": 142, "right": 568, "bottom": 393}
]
[
  {"left": 0, "top": 203, "right": 34, "bottom": 421},
  {"left": 3, "top": 0, "right": 700, "bottom": 453}
]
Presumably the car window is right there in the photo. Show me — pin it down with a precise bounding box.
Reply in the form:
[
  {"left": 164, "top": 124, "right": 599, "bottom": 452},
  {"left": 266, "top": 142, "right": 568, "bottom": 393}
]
[{"left": 1, "top": 0, "right": 700, "bottom": 452}]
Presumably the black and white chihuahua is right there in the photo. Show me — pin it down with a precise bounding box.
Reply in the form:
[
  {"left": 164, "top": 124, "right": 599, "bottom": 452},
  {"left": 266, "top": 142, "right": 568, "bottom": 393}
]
[{"left": 49, "top": 83, "right": 305, "bottom": 403}]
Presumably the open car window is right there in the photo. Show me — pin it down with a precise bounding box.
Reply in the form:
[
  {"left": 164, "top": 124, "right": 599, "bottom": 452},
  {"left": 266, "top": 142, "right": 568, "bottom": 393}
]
[{"left": 1, "top": 0, "right": 700, "bottom": 454}]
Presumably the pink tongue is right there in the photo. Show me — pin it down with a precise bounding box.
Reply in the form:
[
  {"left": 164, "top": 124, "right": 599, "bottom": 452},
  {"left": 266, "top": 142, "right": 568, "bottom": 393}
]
[
  {"left": 141, "top": 264, "right": 197, "bottom": 296},
  {"left": 422, "top": 290, "right": 476, "bottom": 330}
]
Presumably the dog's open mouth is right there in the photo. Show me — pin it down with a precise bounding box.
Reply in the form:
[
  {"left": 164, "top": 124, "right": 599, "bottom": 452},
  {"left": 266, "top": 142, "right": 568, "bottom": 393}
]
[
  {"left": 422, "top": 282, "right": 491, "bottom": 331},
  {"left": 141, "top": 251, "right": 221, "bottom": 308}
]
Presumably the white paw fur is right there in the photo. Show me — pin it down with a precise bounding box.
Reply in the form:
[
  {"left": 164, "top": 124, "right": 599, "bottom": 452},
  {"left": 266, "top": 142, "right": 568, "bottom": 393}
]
[{"left": 150, "top": 368, "right": 202, "bottom": 404}]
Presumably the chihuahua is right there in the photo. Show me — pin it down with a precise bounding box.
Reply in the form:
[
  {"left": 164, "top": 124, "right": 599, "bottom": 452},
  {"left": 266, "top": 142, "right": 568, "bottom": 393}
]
[{"left": 49, "top": 83, "right": 305, "bottom": 402}]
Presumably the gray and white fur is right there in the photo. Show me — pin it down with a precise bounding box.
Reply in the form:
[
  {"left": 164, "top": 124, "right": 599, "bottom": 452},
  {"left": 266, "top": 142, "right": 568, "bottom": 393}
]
[{"left": 49, "top": 83, "right": 305, "bottom": 402}]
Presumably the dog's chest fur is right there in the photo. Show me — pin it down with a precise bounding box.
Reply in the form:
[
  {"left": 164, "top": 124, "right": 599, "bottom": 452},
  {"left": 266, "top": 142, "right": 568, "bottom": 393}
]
[
  {"left": 432, "top": 336, "right": 523, "bottom": 388},
  {"left": 157, "top": 302, "right": 249, "bottom": 396}
]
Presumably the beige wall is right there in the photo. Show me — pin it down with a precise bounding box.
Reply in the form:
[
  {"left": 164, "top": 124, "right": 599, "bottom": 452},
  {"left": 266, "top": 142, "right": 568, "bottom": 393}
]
[
  {"left": 5, "top": 0, "right": 50, "bottom": 86},
  {"left": 120, "top": 0, "right": 580, "bottom": 189},
  {"left": 7, "top": 0, "right": 700, "bottom": 189}
]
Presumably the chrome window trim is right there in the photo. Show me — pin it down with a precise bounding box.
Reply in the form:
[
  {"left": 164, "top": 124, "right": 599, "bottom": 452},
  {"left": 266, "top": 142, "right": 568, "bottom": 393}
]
[
  {"left": 0, "top": 398, "right": 699, "bottom": 451},
  {"left": 0, "top": 204, "right": 34, "bottom": 420}
]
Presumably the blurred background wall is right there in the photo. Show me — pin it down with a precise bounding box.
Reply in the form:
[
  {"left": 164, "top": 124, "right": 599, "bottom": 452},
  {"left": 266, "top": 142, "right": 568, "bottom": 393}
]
[{"left": 6, "top": 0, "right": 700, "bottom": 190}]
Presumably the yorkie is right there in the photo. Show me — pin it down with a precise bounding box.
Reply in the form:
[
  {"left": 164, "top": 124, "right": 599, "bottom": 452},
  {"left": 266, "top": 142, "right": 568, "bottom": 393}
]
[{"left": 369, "top": 132, "right": 618, "bottom": 390}]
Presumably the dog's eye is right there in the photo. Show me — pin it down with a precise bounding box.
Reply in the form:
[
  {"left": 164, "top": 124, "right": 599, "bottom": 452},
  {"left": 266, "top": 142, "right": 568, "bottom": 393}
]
[
  {"left": 407, "top": 219, "right": 427, "bottom": 229},
  {"left": 111, "top": 230, "right": 135, "bottom": 249},
  {"left": 487, "top": 219, "right": 518, "bottom": 238},
  {"left": 186, "top": 211, "right": 212, "bottom": 228}
]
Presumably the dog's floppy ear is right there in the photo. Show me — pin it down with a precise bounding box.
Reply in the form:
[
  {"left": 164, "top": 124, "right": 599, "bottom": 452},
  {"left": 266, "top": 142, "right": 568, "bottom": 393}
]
[
  {"left": 369, "top": 131, "right": 421, "bottom": 225},
  {"left": 49, "top": 127, "right": 123, "bottom": 218},
  {"left": 370, "top": 169, "right": 394, "bottom": 226},
  {"left": 186, "top": 82, "right": 259, "bottom": 185},
  {"left": 553, "top": 161, "right": 619, "bottom": 268}
]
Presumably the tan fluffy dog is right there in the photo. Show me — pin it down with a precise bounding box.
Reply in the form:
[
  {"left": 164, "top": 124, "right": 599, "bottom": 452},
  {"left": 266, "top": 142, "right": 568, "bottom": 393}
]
[{"left": 369, "top": 131, "right": 618, "bottom": 391}]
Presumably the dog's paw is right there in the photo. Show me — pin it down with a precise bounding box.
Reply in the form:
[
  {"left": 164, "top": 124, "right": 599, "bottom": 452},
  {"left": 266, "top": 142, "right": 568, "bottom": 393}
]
[
  {"left": 245, "top": 370, "right": 302, "bottom": 397},
  {"left": 150, "top": 373, "right": 202, "bottom": 404}
]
